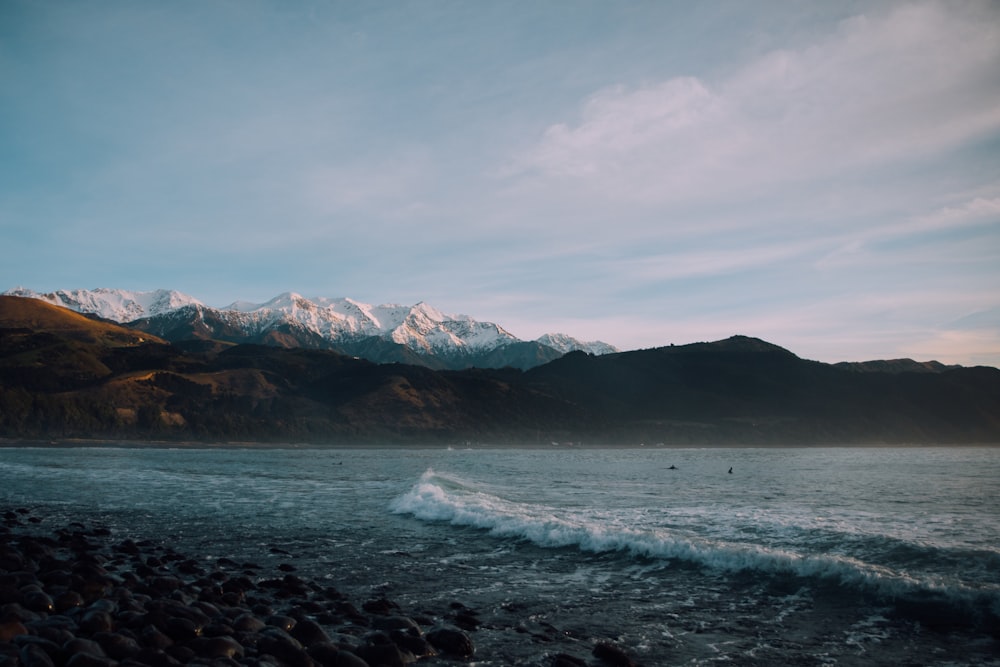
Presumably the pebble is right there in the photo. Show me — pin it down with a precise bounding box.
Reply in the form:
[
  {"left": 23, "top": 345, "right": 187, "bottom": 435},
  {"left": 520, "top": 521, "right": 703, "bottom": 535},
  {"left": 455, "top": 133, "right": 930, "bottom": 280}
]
[{"left": 1, "top": 506, "right": 641, "bottom": 666}]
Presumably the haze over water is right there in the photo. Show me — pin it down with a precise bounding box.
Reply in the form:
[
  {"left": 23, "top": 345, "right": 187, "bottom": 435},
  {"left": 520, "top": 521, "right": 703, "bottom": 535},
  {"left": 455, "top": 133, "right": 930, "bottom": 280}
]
[{"left": 2, "top": 445, "right": 998, "bottom": 665}]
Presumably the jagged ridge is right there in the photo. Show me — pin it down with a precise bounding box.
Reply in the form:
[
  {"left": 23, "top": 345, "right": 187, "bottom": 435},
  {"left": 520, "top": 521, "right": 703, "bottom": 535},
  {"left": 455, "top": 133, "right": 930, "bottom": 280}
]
[{"left": 3, "top": 287, "right": 618, "bottom": 370}]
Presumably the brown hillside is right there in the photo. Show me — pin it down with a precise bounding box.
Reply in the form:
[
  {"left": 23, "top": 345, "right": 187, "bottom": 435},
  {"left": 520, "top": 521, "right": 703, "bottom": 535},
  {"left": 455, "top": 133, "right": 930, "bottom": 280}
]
[{"left": 0, "top": 296, "right": 166, "bottom": 347}]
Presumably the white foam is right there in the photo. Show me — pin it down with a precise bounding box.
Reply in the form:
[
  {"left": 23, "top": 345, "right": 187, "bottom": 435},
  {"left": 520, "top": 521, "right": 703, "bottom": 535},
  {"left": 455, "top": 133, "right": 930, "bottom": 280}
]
[{"left": 390, "top": 469, "right": 1000, "bottom": 607}]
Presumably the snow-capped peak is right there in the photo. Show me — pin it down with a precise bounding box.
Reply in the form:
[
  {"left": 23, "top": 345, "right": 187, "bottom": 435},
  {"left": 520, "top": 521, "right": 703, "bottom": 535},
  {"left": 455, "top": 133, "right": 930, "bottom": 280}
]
[
  {"left": 2, "top": 287, "right": 203, "bottom": 322},
  {"left": 537, "top": 333, "right": 619, "bottom": 356},
  {"left": 3, "top": 286, "right": 619, "bottom": 360}
]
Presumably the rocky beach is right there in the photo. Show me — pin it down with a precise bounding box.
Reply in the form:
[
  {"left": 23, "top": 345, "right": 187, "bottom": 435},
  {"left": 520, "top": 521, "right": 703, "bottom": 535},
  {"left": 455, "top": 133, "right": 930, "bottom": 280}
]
[{"left": 0, "top": 507, "right": 638, "bottom": 667}]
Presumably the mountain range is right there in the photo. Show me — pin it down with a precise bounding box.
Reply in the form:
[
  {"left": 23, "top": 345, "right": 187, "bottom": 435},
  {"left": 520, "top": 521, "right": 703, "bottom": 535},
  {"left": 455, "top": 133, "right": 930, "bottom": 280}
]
[
  {"left": 2, "top": 287, "right": 616, "bottom": 370},
  {"left": 2, "top": 294, "right": 998, "bottom": 445}
]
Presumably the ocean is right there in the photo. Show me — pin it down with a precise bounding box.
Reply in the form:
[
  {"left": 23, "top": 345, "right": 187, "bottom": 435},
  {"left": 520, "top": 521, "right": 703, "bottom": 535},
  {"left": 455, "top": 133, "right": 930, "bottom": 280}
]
[{"left": 1, "top": 445, "right": 998, "bottom": 666}]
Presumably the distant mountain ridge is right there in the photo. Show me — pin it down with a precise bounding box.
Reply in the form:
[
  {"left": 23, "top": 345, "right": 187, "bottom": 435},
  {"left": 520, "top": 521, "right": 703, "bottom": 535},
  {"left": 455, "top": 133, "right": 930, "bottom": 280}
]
[
  {"left": 3, "top": 287, "right": 617, "bottom": 370},
  {"left": 2, "top": 295, "right": 998, "bottom": 445}
]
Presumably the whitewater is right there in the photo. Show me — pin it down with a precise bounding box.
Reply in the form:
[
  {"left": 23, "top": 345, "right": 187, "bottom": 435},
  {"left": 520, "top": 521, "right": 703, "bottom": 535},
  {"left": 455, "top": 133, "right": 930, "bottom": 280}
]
[{"left": 1, "top": 445, "right": 997, "bottom": 665}]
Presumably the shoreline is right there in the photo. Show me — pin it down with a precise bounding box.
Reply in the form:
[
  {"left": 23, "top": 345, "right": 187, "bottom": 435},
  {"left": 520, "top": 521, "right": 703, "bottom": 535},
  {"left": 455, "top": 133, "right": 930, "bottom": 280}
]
[
  {"left": 0, "top": 507, "right": 638, "bottom": 667},
  {"left": 2, "top": 438, "right": 999, "bottom": 450}
]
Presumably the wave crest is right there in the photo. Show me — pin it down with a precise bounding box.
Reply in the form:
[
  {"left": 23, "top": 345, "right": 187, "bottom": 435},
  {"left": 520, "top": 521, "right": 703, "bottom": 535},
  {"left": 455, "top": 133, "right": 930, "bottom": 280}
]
[{"left": 390, "top": 469, "right": 1000, "bottom": 619}]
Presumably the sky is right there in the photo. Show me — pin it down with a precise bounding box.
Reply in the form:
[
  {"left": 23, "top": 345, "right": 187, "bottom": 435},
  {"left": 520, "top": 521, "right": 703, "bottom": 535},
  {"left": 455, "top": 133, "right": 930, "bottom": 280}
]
[{"left": 2, "top": 1, "right": 999, "bottom": 366}]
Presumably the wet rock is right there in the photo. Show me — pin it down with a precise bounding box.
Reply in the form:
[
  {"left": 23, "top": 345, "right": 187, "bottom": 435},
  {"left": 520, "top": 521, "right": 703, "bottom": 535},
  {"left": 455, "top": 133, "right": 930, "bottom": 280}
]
[
  {"left": 54, "top": 590, "right": 86, "bottom": 613},
  {"left": 550, "top": 654, "right": 588, "bottom": 667},
  {"left": 265, "top": 614, "right": 297, "bottom": 632},
  {"left": 361, "top": 598, "right": 399, "bottom": 616},
  {"left": 65, "top": 652, "right": 117, "bottom": 667},
  {"left": 164, "top": 615, "right": 201, "bottom": 641},
  {"left": 92, "top": 631, "right": 142, "bottom": 660},
  {"left": 19, "top": 642, "right": 56, "bottom": 667},
  {"left": 426, "top": 625, "right": 474, "bottom": 658},
  {"left": 231, "top": 613, "right": 266, "bottom": 633},
  {"left": 78, "top": 609, "right": 115, "bottom": 634},
  {"left": 140, "top": 624, "right": 174, "bottom": 649},
  {"left": 0, "top": 619, "right": 28, "bottom": 642},
  {"left": 21, "top": 590, "right": 54, "bottom": 614},
  {"left": 188, "top": 634, "right": 245, "bottom": 659},
  {"left": 136, "top": 646, "right": 183, "bottom": 667},
  {"left": 592, "top": 641, "right": 635, "bottom": 667},
  {"left": 370, "top": 616, "right": 420, "bottom": 635},
  {"left": 62, "top": 637, "right": 107, "bottom": 659},
  {"left": 257, "top": 628, "right": 312, "bottom": 667},
  {"left": 355, "top": 641, "right": 411, "bottom": 667},
  {"left": 290, "top": 619, "right": 331, "bottom": 647}
]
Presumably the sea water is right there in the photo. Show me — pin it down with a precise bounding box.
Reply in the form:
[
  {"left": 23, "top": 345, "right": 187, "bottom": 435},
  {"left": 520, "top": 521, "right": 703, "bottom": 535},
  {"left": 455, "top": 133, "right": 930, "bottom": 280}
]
[{"left": 1, "top": 445, "right": 998, "bottom": 665}]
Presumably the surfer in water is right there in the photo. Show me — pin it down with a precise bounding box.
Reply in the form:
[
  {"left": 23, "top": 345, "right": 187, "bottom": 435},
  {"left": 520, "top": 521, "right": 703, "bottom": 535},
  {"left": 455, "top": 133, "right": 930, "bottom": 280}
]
[{"left": 728, "top": 467, "right": 733, "bottom": 474}]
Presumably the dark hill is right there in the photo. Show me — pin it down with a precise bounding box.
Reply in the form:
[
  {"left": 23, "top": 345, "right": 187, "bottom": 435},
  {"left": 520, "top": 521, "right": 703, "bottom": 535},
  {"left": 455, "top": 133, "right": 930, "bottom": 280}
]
[{"left": 1, "top": 297, "right": 998, "bottom": 445}]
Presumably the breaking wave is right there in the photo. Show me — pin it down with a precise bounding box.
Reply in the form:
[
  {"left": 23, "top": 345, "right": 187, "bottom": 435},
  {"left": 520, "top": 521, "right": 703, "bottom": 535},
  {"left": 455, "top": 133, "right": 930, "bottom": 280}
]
[{"left": 391, "top": 469, "right": 1000, "bottom": 624}]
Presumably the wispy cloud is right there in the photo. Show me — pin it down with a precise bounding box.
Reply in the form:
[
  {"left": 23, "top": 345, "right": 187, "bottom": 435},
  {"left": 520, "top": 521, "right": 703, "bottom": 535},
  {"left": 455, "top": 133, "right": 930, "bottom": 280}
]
[{"left": 514, "top": 2, "right": 1000, "bottom": 209}]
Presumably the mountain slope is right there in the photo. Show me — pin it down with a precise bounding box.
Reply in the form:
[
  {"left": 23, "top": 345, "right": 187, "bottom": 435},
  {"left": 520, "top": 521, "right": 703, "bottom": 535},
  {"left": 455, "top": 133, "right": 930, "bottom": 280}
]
[
  {"left": 4, "top": 288, "right": 618, "bottom": 370},
  {"left": 2, "top": 297, "right": 999, "bottom": 445}
]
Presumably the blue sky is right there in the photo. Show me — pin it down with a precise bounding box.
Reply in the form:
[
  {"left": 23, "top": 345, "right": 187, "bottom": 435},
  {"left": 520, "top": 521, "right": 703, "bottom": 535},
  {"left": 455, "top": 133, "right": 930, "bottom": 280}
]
[{"left": 2, "top": 0, "right": 999, "bottom": 366}]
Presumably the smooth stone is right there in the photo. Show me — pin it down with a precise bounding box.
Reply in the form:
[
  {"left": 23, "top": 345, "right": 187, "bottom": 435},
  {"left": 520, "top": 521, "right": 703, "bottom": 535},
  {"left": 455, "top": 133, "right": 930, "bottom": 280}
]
[
  {"left": 265, "top": 615, "right": 297, "bottom": 632},
  {"left": 92, "top": 631, "right": 142, "bottom": 660},
  {"left": 426, "top": 625, "right": 475, "bottom": 658},
  {"left": 135, "top": 647, "right": 183, "bottom": 667},
  {"left": 231, "top": 614, "right": 266, "bottom": 633},
  {"left": 163, "top": 616, "right": 200, "bottom": 641},
  {"left": 65, "top": 652, "right": 117, "bottom": 667},
  {"left": 54, "top": 590, "right": 86, "bottom": 613},
  {"left": 592, "top": 642, "right": 635, "bottom": 667},
  {"left": 0, "top": 619, "right": 28, "bottom": 642},
  {"left": 188, "top": 635, "right": 245, "bottom": 659},
  {"left": 256, "top": 630, "right": 311, "bottom": 667},
  {"left": 370, "top": 616, "right": 420, "bottom": 635},
  {"left": 62, "top": 637, "right": 107, "bottom": 658},
  {"left": 78, "top": 610, "right": 114, "bottom": 634},
  {"left": 289, "top": 619, "right": 331, "bottom": 647},
  {"left": 19, "top": 643, "right": 55, "bottom": 667},
  {"left": 140, "top": 624, "right": 174, "bottom": 650},
  {"left": 355, "top": 642, "right": 411, "bottom": 667}
]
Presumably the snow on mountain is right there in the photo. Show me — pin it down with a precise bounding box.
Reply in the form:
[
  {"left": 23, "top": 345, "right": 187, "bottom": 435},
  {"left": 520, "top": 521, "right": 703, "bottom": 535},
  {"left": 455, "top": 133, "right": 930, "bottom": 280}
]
[
  {"left": 536, "top": 333, "right": 619, "bottom": 356},
  {"left": 4, "top": 287, "right": 616, "bottom": 358},
  {"left": 3, "top": 287, "right": 203, "bottom": 322}
]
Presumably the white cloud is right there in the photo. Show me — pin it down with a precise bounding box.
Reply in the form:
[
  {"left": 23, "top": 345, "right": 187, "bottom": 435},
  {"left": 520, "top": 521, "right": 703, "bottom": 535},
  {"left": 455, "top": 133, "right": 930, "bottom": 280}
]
[{"left": 515, "top": 2, "right": 1000, "bottom": 206}]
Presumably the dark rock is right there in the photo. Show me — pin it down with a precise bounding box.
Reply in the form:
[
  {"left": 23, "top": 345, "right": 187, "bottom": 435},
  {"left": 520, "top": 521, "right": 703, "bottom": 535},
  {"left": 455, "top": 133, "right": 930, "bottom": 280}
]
[
  {"left": 21, "top": 591, "right": 54, "bottom": 614},
  {"left": 164, "top": 643, "right": 196, "bottom": 663},
  {"left": 0, "top": 619, "right": 28, "bottom": 642},
  {"left": 65, "top": 652, "right": 117, "bottom": 667},
  {"left": 257, "top": 629, "right": 312, "bottom": 667},
  {"left": 361, "top": 598, "right": 399, "bottom": 616},
  {"left": 426, "top": 625, "right": 474, "bottom": 657},
  {"left": 369, "top": 616, "right": 420, "bottom": 635},
  {"left": 188, "top": 635, "right": 245, "bottom": 659},
  {"left": 265, "top": 614, "right": 297, "bottom": 632},
  {"left": 78, "top": 610, "right": 115, "bottom": 635},
  {"left": 92, "top": 631, "right": 142, "bottom": 660},
  {"left": 164, "top": 616, "right": 201, "bottom": 641},
  {"left": 19, "top": 642, "right": 55, "bottom": 667},
  {"left": 390, "top": 633, "right": 434, "bottom": 659},
  {"left": 53, "top": 590, "right": 86, "bottom": 613},
  {"left": 62, "top": 637, "right": 107, "bottom": 658},
  {"left": 2, "top": 602, "right": 41, "bottom": 623},
  {"left": 355, "top": 642, "right": 409, "bottom": 667},
  {"left": 231, "top": 614, "right": 266, "bottom": 633},
  {"left": 290, "top": 619, "right": 331, "bottom": 647},
  {"left": 592, "top": 642, "right": 635, "bottom": 667},
  {"left": 140, "top": 624, "right": 174, "bottom": 649},
  {"left": 135, "top": 647, "right": 183, "bottom": 667}
]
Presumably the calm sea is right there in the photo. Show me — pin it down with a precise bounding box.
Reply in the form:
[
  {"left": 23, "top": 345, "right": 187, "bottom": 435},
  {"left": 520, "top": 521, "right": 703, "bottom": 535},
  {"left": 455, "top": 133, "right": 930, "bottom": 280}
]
[{"left": 1, "top": 445, "right": 998, "bottom": 665}]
